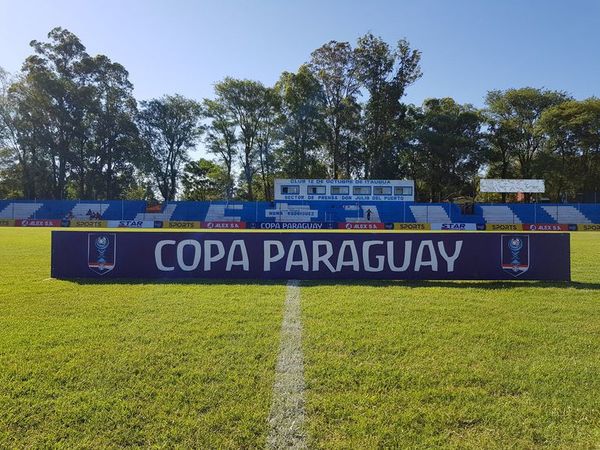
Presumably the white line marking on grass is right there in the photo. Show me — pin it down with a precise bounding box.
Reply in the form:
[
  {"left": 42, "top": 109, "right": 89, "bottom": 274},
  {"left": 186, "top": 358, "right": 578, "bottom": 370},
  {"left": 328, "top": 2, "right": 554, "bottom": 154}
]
[{"left": 267, "top": 280, "right": 307, "bottom": 450}]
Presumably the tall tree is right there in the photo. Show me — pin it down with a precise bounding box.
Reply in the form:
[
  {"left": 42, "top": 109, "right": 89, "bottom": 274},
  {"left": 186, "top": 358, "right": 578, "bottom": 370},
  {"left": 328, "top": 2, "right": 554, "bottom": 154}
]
[
  {"left": 11, "top": 27, "right": 95, "bottom": 199},
  {"left": 412, "top": 98, "right": 486, "bottom": 202},
  {"left": 181, "top": 158, "right": 228, "bottom": 201},
  {"left": 138, "top": 95, "right": 202, "bottom": 201},
  {"left": 213, "top": 78, "right": 272, "bottom": 200},
  {"left": 202, "top": 99, "right": 238, "bottom": 199},
  {"left": 355, "top": 33, "right": 422, "bottom": 178},
  {"left": 275, "top": 65, "right": 327, "bottom": 178},
  {"left": 0, "top": 67, "right": 24, "bottom": 197},
  {"left": 484, "top": 118, "right": 520, "bottom": 202},
  {"left": 309, "top": 41, "right": 361, "bottom": 178},
  {"left": 485, "top": 88, "right": 570, "bottom": 186},
  {"left": 82, "top": 55, "right": 140, "bottom": 199},
  {"left": 4, "top": 28, "right": 142, "bottom": 200},
  {"left": 540, "top": 98, "right": 600, "bottom": 201},
  {"left": 255, "top": 87, "right": 281, "bottom": 201}
]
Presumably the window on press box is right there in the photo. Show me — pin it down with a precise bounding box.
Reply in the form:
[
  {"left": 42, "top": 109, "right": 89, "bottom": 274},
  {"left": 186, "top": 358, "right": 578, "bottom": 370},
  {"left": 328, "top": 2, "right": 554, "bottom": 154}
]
[
  {"left": 281, "top": 185, "right": 300, "bottom": 195},
  {"left": 353, "top": 186, "right": 372, "bottom": 195},
  {"left": 307, "top": 186, "right": 326, "bottom": 195}
]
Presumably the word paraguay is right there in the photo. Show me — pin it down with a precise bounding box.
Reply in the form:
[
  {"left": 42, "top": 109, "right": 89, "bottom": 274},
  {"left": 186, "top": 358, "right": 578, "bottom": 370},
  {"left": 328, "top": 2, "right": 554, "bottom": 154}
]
[{"left": 154, "top": 238, "right": 464, "bottom": 273}]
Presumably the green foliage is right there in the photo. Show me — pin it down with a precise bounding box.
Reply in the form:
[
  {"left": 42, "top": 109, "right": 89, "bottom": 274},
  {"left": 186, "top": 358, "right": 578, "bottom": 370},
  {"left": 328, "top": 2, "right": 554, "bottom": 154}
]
[
  {"left": 539, "top": 98, "right": 600, "bottom": 201},
  {"left": 0, "top": 148, "right": 22, "bottom": 198},
  {"left": 309, "top": 40, "right": 361, "bottom": 178},
  {"left": 212, "top": 78, "right": 278, "bottom": 200},
  {"left": 275, "top": 65, "right": 328, "bottom": 178},
  {"left": 202, "top": 99, "right": 238, "bottom": 199},
  {"left": 355, "top": 33, "right": 422, "bottom": 178},
  {"left": 181, "top": 158, "right": 229, "bottom": 200},
  {"left": 411, "top": 98, "right": 486, "bottom": 201},
  {"left": 484, "top": 88, "right": 571, "bottom": 201},
  {"left": 2, "top": 29, "right": 600, "bottom": 201},
  {"left": 138, "top": 95, "right": 203, "bottom": 201},
  {"left": 2, "top": 28, "right": 142, "bottom": 200}
]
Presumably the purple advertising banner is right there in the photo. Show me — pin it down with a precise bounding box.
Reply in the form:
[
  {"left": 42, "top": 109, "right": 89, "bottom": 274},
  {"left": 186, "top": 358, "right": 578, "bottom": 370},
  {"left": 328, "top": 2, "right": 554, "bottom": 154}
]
[{"left": 51, "top": 231, "right": 570, "bottom": 281}]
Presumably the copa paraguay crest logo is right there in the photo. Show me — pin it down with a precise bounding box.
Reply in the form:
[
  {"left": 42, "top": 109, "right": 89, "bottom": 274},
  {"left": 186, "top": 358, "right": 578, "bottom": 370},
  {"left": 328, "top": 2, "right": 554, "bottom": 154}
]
[
  {"left": 500, "top": 235, "right": 530, "bottom": 277},
  {"left": 87, "top": 233, "right": 116, "bottom": 275}
]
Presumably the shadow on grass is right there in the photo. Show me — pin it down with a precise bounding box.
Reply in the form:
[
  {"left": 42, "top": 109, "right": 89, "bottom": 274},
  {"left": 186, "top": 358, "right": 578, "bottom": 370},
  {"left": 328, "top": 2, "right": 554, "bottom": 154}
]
[
  {"left": 62, "top": 278, "right": 600, "bottom": 290},
  {"left": 303, "top": 280, "right": 600, "bottom": 291},
  {"left": 65, "top": 278, "right": 288, "bottom": 287}
]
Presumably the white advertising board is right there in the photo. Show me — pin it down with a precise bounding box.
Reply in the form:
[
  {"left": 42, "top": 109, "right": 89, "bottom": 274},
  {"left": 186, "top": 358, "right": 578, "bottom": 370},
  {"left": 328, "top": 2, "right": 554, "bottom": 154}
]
[{"left": 480, "top": 179, "right": 545, "bottom": 193}]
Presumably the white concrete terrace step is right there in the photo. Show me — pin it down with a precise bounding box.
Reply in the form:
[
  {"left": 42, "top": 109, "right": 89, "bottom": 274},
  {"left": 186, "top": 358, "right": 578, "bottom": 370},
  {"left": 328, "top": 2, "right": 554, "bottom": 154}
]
[
  {"left": 204, "top": 204, "right": 242, "bottom": 222},
  {"left": 70, "top": 203, "right": 110, "bottom": 218},
  {"left": 410, "top": 205, "right": 451, "bottom": 223},
  {"left": 542, "top": 206, "right": 591, "bottom": 224},
  {"left": 0, "top": 203, "right": 43, "bottom": 219},
  {"left": 480, "top": 205, "right": 521, "bottom": 224}
]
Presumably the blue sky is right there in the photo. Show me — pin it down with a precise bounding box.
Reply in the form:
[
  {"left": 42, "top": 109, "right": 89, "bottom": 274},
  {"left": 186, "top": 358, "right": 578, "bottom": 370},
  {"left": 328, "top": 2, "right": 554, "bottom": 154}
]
[{"left": 1, "top": 0, "right": 599, "bottom": 108}]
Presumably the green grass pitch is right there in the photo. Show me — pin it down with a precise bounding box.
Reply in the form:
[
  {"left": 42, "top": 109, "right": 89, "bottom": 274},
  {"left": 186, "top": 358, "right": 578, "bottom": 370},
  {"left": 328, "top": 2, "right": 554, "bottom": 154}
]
[{"left": 1, "top": 228, "right": 599, "bottom": 448}]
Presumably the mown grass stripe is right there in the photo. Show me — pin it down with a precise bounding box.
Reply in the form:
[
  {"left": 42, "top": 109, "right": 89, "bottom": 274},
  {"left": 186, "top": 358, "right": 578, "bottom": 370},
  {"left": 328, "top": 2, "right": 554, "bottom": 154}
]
[{"left": 267, "top": 280, "right": 306, "bottom": 449}]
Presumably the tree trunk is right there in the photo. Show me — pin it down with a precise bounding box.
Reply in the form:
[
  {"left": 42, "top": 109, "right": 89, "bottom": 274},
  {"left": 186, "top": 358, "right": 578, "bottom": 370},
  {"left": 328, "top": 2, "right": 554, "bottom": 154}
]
[{"left": 245, "top": 147, "right": 253, "bottom": 200}]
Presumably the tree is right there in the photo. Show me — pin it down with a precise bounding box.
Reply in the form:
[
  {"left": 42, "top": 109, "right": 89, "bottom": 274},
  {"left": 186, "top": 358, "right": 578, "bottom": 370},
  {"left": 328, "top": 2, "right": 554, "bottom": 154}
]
[
  {"left": 82, "top": 55, "right": 140, "bottom": 199},
  {"left": 3, "top": 28, "right": 143, "bottom": 200},
  {"left": 213, "top": 78, "right": 274, "bottom": 200},
  {"left": 203, "top": 99, "right": 238, "bottom": 199},
  {"left": 138, "top": 95, "right": 202, "bottom": 201},
  {"left": 309, "top": 41, "right": 361, "bottom": 178},
  {"left": 181, "top": 158, "right": 228, "bottom": 200},
  {"left": 275, "top": 65, "right": 328, "bottom": 178},
  {"left": 0, "top": 67, "right": 23, "bottom": 197},
  {"left": 483, "top": 118, "right": 519, "bottom": 202},
  {"left": 10, "top": 27, "right": 95, "bottom": 199},
  {"left": 412, "top": 98, "right": 486, "bottom": 202},
  {"left": 540, "top": 98, "right": 600, "bottom": 201},
  {"left": 255, "top": 87, "right": 281, "bottom": 201},
  {"left": 485, "top": 88, "right": 570, "bottom": 190},
  {"left": 355, "top": 33, "right": 422, "bottom": 178}
]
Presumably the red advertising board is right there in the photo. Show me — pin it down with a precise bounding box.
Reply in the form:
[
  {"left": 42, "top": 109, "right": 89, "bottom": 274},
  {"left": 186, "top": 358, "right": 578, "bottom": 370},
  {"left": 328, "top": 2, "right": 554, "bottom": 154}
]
[
  {"left": 338, "top": 222, "right": 385, "bottom": 230},
  {"left": 17, "top": 219, "right": 62, "bottom": 227},
  {"left": 523, "top": 223, "right": 569, "bottom": 231},
  {"left": 201, "top": 221, "right": 246, "bottom": 229}
]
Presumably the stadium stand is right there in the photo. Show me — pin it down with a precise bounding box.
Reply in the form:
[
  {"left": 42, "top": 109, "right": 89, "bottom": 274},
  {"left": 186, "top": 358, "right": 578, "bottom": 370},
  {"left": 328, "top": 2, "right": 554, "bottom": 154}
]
[
  {"left": 0, "top": 200, "right": 146, "bottom": 221},
  {"left": 0, "top": 199, "right": 599, "bottom": 224},
  {"left": 0, "top": 202, "right": 43, "bottom": 219}
]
